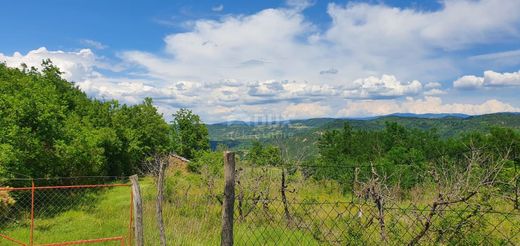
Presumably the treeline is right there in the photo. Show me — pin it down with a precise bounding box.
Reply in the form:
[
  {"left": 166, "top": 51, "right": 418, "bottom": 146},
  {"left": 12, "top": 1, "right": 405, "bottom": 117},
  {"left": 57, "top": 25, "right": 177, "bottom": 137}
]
[
  {"left": 235, "top": 122, "right": 519, "bottom": 201},
  {"left": 0, "top": 61, "right": 209, "bottom": 179},
  {"left": 310, "top": 122, "right": 519, "bottom": 190}
]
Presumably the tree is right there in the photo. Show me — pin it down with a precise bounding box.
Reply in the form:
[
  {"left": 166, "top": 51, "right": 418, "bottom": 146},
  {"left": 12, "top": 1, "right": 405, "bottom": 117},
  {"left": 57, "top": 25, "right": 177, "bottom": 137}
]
[
  {"left": 0, "top": 61, "right": 172, "bottom": 179},
  {"left": 170, "top": 109, "right": 210, "bottom": 159}
]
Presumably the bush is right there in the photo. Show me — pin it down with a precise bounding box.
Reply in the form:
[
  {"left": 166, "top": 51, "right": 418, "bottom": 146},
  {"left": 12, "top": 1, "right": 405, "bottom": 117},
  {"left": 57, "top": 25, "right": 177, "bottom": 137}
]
[
  {"left": 0, "top": 189, "right": 15, "bottom": 217},
  {"left": 188, "top": 150, "right": 223, "bottom": 174}
]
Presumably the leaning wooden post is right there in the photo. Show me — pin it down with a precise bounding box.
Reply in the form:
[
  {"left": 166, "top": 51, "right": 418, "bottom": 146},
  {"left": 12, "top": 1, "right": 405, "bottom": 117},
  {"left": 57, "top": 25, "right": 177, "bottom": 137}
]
[
  {"left": 221, "top": 151, "right": 236, "bottom": 246},
  {"left": 130, "top": 175, "right": 144, "bottom": 246}
]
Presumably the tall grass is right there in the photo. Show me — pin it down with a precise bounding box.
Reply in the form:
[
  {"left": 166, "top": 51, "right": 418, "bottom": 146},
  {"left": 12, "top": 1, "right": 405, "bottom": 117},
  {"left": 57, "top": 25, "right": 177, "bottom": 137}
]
[{"left": 1, "top": 168, "right": 518, "bottom": 245}]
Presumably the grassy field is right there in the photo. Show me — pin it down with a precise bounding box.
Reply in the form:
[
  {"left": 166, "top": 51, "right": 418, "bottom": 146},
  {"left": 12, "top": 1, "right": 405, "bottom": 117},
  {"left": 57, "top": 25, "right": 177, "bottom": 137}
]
[
  {"left": 1, "top": 167, "right": 519, "bottom": 245},
  {"left": 1, "top": 185, "right": 132, "bottom": 245}
]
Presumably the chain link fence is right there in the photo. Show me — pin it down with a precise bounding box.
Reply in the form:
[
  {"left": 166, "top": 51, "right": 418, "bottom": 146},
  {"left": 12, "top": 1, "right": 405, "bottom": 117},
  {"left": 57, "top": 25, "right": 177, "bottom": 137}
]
[
  {"left": 232, "top": 161, "right": 520, "bottom": 245},
  {"left": 235, "top": 198, "right": 520, "bottom": 245}
]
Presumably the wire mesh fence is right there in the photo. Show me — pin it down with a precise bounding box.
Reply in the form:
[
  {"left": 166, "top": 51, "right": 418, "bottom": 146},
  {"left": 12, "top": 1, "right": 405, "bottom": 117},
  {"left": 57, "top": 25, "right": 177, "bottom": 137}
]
[
  {"left": 234, "top": 198, "right": 520, "bottom": 245},
  {"left": 232, "top": 161, "right": 520, "bottom": 245},
  {"left": 0, "top": 178, "right": 132, "bottom": 246}
]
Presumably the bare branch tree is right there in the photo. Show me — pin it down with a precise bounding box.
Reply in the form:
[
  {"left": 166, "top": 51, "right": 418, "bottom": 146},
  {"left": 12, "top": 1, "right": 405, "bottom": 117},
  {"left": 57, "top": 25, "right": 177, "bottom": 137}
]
[
  {"left": 408, "top": 144, "right": 510, "bottom": 246},
  {"left": 142, "top": 153, "right": 170, "bottom": 246}
]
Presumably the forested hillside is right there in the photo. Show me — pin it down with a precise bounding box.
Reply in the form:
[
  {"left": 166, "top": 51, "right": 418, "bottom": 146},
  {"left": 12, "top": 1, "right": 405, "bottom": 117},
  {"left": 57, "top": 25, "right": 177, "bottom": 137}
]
[
  {"left": 0, "top": 61, "right": 171, "bottom": 178},
  {"left": 208, "top": 113, "right": 520, "bottom": 156}
]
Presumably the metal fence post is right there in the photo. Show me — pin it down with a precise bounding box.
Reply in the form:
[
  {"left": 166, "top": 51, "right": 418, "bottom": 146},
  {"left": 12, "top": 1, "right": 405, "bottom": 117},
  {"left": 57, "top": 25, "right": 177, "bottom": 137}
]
[
  {"left": 130, "top": 175, "right": 144, "bottom": 246},
  {"left": 30, "top": 180, "right": 35, "bottom": 246},
  {"left": 221, "top": 151, "right": 236, "bottom": 246}
]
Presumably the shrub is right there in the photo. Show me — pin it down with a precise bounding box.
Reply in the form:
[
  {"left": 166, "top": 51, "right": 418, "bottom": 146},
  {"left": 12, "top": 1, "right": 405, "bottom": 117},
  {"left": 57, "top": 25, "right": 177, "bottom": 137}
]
[{"left": 0, "top": 189, "right": 15, "bottom": 217}]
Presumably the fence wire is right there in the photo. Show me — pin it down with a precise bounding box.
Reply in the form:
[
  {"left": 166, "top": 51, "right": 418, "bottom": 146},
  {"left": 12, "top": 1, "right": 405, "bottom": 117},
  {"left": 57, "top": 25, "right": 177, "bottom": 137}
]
[
  {"left": 0, "top": 178, "right": 132, "bottom": 246},
  {"left": 233, "top": 163, "right": 520, "bottom": 245}
]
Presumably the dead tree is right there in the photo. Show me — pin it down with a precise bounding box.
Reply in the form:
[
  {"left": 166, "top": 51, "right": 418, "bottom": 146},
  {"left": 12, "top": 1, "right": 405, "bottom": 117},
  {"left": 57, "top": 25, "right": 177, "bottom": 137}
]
[
  {"left": 238, "top": 167, "right": 267, "bottom": 220},
  {"left": 142, "top": 153, "right": 169, "bottom": 246},
  {"left": 280, "top": 167, "right": 293, "bottom": 223},
  {"left": 369, "top": 164, "right": 388, "bottom": 243},
  {"left": 353, "top": 163, "right": 391, "bottom": 244},
  {"left": 408, "top": 145, "right": 510, "bottom": 246},
  {"left": 274, "top": 137, "right": 307, "bottom": 225}
]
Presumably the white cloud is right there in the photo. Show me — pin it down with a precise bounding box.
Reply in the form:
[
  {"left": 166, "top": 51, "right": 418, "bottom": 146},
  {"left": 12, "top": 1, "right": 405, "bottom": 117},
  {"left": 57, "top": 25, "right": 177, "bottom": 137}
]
[
  {"left": 425, "top": 82, "right": 442, "bottom": 89},
  {"left": 469, "top": 49, "right": 520, "bottom": 67},
  {"left": 2, "top": 1, "right": 520, "bottom": 122},
  {"left": 454, "top": 70, "right": 520, "bottom": 89},
  {"left": 342, "top": 75, "right": 422, "bottom": 99},
  {"left": 122, "top": 0, "right": 520, "bottom": 89},
  {"left": 79, "top": 39, "right": 108, "bottom": 50},
  {"left": 283, "top": 102, "right": 331, "bottom": 119},
  {"left": 453, "top": 75, "right": 485, "bottom": 89},
  {"left": 211, "top": 4, "right": 224, "bottom": 12},
  {"left": 286, "top": 0, "right": 314, "bottom": 11},
  {"left": 338, "top": 97, "right": 520, "bottom": 117},
  {"left": 247, "top": 80, "right": 336, "bottom": 100},
  {"left": 0, "top": 47, "right": 99, "bottom": 82},
  {"left": 483, "top": 70, "right": 520, "bottom": 86},
  {"left": 325, "top": 0, "right": 520, "bottom": 52},
  {"left": 470, "top": 49, "right": 520, "bottom": 62},
  {"left": 424, "top": 89, "right": 446, "bottom": 96}
]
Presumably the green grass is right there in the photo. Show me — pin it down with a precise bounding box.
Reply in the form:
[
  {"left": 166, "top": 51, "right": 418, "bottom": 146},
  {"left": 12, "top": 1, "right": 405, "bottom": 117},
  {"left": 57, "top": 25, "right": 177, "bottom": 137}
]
[
  {"left": 1, "top": 185, "right": 131, "bottom": 245},
  {"left": 2, "top": 169, "right": 519, "bottom": 245}
]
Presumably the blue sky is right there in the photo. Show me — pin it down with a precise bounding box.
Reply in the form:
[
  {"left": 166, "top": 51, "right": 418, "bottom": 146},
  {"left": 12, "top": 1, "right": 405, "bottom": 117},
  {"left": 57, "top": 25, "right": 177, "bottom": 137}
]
[{"left": 1, "top": 0, "right": 520, "bottom": 122}]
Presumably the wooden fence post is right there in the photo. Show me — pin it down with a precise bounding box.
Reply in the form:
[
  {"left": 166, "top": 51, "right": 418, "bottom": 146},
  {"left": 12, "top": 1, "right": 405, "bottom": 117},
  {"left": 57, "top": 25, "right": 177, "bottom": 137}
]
[
  {"left": 130, "top": 175, "right": 144, "bottom": 246},
  {"left": 157, "top": 158, "right": 167, "bottom": 246},
  {"left": 221, "top": 151, "right": 236, "bottom": 246}
]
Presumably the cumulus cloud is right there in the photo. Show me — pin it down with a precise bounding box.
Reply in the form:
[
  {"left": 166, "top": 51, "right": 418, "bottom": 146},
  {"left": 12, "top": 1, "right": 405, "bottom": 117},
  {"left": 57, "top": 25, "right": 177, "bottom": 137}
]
[
  {"left": 483, "top": 70, "right": 520, "bottom": 86},
  {"left": 240, "top": 80, "right": 340, "bottom": 106},
  {"left": 121, "top": 0, "right": 520, "bottom": 91},
  {"left": 453, "top": 75, "right": 484, "bottom": 89},
  {"left": 342, "top": 75, "right": 422, "bottom": 99},
  {"left": 0, "top": 47, "right": 99, "bottom": 82},
  {"left": 454, "top": 70, "right": 520, "bottom": 89},
  {"left": 338, "top": 97, "right": 520, "bottom": 117},
  {"left": 2, "top": 0, "right": 520, "bottom": 122}
]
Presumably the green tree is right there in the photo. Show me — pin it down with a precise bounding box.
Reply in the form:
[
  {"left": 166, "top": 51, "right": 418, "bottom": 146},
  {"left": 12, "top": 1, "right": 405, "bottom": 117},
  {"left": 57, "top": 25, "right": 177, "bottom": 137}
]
[
  {"left": 0, "top": 61, "right": 171, "bottom": 178},
  {"left": 170, "top": 109, "right": 210, "bottom": 159},
  {"left": 246, "top": 141, "right": 282, "bottom": 166}
]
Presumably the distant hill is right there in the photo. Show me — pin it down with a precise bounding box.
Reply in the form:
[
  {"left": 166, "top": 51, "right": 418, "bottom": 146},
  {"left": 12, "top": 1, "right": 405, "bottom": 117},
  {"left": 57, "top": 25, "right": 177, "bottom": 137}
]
[
  {"left": 208, "top": 112, "right": 520, "bottom": 155},
  {"left": 386, "top": 113, "right": 470, "bottom": 119}
]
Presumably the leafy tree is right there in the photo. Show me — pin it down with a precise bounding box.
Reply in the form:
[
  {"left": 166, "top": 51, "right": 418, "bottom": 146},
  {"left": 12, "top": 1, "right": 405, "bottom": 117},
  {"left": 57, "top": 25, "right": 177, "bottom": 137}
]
[
  {"left": 170, "top": 109, "right": 210, "bottom": 159},
  {"left": 188, "top": 150, "right": 224, "bottom": 174},
  {"left": 246, "top": 141, "right": 282, "bottom": 166},
  {"left": 0, "top": 61, "right": 171, "bottom": 178}
]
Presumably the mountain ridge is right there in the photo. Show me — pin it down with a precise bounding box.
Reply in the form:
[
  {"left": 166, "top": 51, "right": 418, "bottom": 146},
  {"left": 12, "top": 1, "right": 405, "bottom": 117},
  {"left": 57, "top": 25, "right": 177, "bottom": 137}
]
[
  {"left": 208, "top": 112, "right": 520, "bottom": 152},
  {"left": 208, "top": 112, "right": 513, "bottom": 126}
]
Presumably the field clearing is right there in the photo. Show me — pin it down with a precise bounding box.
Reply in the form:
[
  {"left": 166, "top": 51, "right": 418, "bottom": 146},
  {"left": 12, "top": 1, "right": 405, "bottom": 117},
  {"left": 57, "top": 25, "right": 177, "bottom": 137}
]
[{"left": 1, "top": 167, "right": 519, "bottom": 245}]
